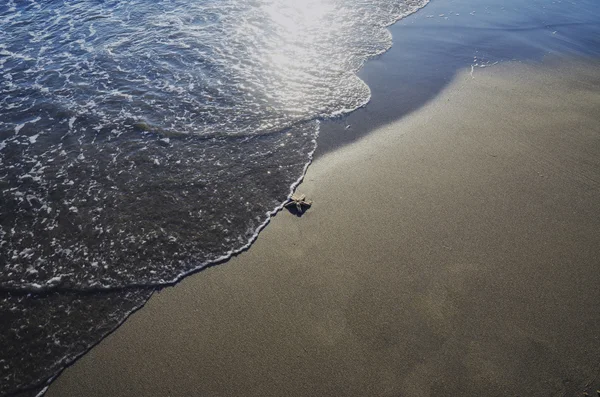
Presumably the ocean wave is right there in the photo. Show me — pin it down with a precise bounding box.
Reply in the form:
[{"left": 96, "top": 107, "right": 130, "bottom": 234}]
[{"left": 0, "top": 0, "right": 428, "bottom": 290}]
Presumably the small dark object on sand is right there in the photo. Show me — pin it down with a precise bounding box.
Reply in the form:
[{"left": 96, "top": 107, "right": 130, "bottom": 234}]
[{"left": 284, "top": 193, "right": 312, "bottom": 214}]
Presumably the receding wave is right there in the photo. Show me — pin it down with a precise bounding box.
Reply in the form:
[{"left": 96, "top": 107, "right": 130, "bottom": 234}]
[
  {"left": 0, "top": 1, "right": 429, "bottom": 394},
  {"left": 0, "top": 0, "right": 428, "bottom": 292}
]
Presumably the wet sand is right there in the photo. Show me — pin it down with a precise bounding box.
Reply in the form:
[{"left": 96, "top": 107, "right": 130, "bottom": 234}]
[{"left": 47, "top": 59, "right": 600, "bottom": 396}]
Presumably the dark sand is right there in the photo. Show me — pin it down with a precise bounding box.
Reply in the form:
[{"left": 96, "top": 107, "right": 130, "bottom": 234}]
[{"left": 47, "top": 59, "right": 600, "bottom": 396}]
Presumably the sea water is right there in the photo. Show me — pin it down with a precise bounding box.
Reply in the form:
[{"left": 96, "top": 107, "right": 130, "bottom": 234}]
[{"left": 0, "top": 0, "right": 428, "bottom": 394}]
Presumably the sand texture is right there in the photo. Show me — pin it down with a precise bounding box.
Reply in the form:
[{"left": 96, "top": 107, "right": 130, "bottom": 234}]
[{"left": 47, "top": 59, "right": 600, "bottom": 396}]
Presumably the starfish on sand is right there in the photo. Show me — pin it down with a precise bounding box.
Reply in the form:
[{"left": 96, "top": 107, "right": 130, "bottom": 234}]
[{"left": 284, "top": 193, "right": 312, "bottom": 213}]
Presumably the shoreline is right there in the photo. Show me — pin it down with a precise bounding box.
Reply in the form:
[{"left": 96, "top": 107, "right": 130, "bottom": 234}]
[
  {"left": 48, "top": 57, "right": 600, "bottom": 396},
  {"left": 3, "top": 0, "right": 600, "bottom": 395}
]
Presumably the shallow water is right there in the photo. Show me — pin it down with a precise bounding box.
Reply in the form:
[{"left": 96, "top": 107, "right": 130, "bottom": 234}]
[
  {"left": 0, "top": 0, "right": 427, "bottom": 292},
  {"left": 0, "top": 0, "right": 429, "bottom": 395}
]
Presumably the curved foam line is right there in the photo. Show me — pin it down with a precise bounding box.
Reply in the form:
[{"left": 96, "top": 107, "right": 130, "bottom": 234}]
[
  {"left": 6, "top": 3, "right": 434, "bottom": 395},
  {"left": 2, "top": 1, "right": 431, "bottom": 295}
]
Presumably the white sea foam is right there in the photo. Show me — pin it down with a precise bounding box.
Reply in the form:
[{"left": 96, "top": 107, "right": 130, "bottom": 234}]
[{"left": 0, "top": 0, "right": 429, "bottom": 293}]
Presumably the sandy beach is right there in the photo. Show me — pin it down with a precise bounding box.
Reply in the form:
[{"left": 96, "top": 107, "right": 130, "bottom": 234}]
[{"left": 45, "top": 58, "right": 600, "bottom": 396}]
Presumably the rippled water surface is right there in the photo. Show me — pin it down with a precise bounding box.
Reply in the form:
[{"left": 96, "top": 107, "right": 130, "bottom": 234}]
[
  {"left": 0, "top": 0, "right": 428, "bottom": 395},
  {"left": 0, "top": 0, "right": 427, "bottom": 291}
]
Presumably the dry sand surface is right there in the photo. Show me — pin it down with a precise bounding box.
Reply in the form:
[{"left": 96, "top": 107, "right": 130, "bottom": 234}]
[{"left": 47, "top": 59, "right": 600, "bottom": 397}]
